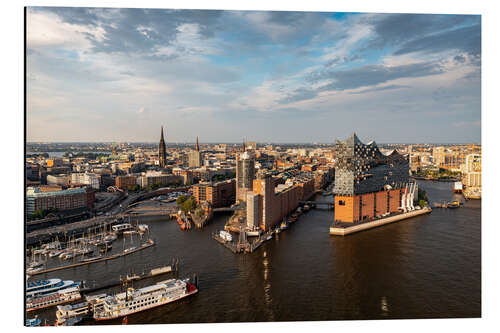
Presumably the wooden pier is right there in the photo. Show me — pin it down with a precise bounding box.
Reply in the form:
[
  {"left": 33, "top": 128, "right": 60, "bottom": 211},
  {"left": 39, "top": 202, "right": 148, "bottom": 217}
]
[
  {"left": 212, "top": 230, "right": 272, "bottom": 254},
  {"left": 28, "top": 239, "right": 156, "bottom": 276},
  {"left": 80, "top": 260, "right": 179, "bottom": 293}
]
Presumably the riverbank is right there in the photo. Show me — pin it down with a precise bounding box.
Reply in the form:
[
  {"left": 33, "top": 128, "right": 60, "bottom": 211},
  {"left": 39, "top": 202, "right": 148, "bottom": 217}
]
[{"left": 410, "top": 176, "right": 459, "bottom": 182}]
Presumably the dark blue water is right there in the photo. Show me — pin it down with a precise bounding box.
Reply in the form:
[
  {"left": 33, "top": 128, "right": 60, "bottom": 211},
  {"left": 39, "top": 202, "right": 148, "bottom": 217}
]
[{"left": 30, "top": 180, "right": 480, "bottom": 323}]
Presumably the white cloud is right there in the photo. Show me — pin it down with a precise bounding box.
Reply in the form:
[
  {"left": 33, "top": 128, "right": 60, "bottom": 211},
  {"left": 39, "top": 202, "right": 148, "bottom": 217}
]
[{"left": 27, "top": 9, "right": 105, "bottom": 51}]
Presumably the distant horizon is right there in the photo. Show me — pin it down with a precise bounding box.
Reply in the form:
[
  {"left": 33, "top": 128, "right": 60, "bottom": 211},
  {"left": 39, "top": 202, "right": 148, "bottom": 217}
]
[{"left": 26, "top": 140, "right": 481, "bottom": 145}]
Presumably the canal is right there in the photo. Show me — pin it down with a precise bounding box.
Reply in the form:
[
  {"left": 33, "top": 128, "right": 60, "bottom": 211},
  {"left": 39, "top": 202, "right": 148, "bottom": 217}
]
[{"left": 30, "top": 180, "right": 480, "bottom": 323}]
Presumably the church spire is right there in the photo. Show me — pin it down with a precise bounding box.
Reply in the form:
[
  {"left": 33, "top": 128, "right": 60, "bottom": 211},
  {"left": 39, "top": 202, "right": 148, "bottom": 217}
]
[
  {"left": 196, "top": 136, "right": 199, "bottom": 152},
  {"left": 158, "top": 125, "right": 166, "bottom": 168},
  {"left": 242, "top": 138, "right": 246, "bottom": 152}
]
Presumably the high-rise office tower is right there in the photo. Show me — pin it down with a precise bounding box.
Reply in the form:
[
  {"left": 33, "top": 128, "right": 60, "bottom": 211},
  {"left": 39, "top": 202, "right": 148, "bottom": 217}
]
[{"left": 236, "top": 140, "right": 255, "bottom": 202}]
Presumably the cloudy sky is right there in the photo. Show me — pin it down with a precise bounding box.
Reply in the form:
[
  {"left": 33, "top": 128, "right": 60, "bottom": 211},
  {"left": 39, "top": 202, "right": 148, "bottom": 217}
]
[{"left": 26, "top": 7, "right": 481, "bottom": 143}]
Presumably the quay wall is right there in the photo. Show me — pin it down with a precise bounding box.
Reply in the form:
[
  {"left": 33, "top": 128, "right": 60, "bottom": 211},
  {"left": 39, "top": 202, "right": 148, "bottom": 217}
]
[{"left": 330, "top": 207, "right": 432, "bottom": 236}]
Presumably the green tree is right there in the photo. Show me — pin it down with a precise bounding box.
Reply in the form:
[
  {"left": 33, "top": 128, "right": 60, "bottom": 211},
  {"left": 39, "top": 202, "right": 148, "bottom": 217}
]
[
  {"left": 179, "top": 196, "right": 196, "bottom": 212},
  {"left": 129, "top": 184, "right": 140, "bottom": 192},
  {"left": 417, "top": 188, "right": 429, "bottom": 205},
  {"left": 176, "top": 195, "right": 188, "bottom": 206}
]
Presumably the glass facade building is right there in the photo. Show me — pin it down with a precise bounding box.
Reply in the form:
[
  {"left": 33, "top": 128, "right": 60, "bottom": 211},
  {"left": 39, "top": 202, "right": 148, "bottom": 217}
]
[{"left": 333, "top": 133, "right": 410, "bottom": 223}]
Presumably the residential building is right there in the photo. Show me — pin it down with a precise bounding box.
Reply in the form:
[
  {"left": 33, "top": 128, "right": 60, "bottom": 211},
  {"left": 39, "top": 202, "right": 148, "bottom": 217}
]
[
  {"left": 71, "top": 172, "right": 101, "bottom": 190},
  {"left": 236, "top": 144, "right": 255, "bottom": 202},
  {"left": 115, "top": 175, "right": 138, "bottom": 190},
  {"left": 26, "top": 187, "right": 95, "bottom": 216},
  {"left": 46, "top": 174, "right": 70, "bottom": 187}
]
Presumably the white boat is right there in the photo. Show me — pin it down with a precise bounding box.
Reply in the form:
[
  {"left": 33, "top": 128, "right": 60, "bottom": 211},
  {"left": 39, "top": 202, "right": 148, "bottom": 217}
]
[
  {"left": 111, "top": 223, "right": 133, "bottom": 233},
  {"left": 27, "top": 261, "right": 43, "bottom": 269},
  {"left": 49, "top": 250, "right": 64, "bottom": 258},
  {"left": 245, "top": 228, "right": 262, "bottom": 237},
  {"left": 123, "top": 246, "right": 137, "bottom": 253},
  {"left": 56, "top": 302, "right": 89, "bottom": 326},
  {"left": 280, "top": 220, "right": 288, "bottom": 230},
  {"left": 85, "top": 293, "right": 108, "bottom": 313},
  {"left": 93, "top": 279, "right": 198, "bottom": 321},
  {"left": 219, "top": 230, "right": 232, "bottom": 242},
  {"left": 150, "top": 265, "right": 172, "bottom": 276},
  {"left": 27, "top": 278, "right": 81, "bottom": 299},
  {"left": 104, "top": 234, "right": 117, "bottom": 242},
  {"left": 26, "top": 318, "right": 41, "bottom": 327},
  {"left": 137, "top": 224, "right": 149, "bottom": 233},
  {"left": 27, "top": 267, "right": 43, "bottom": 275},
  {"left": 26, "top": 286, "right": 82, "bottom": 312},
  {"left": 61, "top": 252, "right": 76, "bottom": 260},
  {"left": 79, "top": 256, "right": 102, "bottom": 263},
  {"left": 77, "top": 247, "right": 94, "bottom": 256}
]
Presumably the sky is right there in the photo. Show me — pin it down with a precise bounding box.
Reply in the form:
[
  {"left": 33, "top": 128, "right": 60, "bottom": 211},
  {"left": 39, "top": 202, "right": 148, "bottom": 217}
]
[{"left": 26, "top": 7, "right": 481, "bottom": 144}]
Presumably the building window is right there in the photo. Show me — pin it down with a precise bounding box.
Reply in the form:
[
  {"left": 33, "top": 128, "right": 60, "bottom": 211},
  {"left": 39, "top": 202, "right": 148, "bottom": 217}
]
[{"left": 338, "top": 200, "right": 346, "bottom": 206}]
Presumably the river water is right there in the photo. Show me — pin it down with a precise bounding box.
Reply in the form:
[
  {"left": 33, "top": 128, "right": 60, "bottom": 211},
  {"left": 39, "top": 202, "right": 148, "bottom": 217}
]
[{"left": 30, "top": 180, "right": 481, "bottom": 324}]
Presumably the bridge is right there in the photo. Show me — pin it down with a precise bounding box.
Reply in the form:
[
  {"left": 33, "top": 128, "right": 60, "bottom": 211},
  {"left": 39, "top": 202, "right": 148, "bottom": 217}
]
[
  {"left": 299, "top": 201, "right": 335, "bottom": 210},
  {"left": 213, "top": 207, "right": 238, "bottom": 213}
]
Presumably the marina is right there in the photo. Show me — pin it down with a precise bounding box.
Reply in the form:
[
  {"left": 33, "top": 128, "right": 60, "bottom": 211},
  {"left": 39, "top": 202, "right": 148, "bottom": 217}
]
[{"left": 28, "top": 239, "right": 155, "bottom": 276}]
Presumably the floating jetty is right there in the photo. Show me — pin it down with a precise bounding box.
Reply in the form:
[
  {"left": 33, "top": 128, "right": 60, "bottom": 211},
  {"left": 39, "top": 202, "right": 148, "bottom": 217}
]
[
  {"left": 80, "top": 260, "right": 179, "bottom": 294},
  {"left": 329, "top": 207, "right": 432, "bottom": 236},
  {"left": 28, "top": 239, "right": 155, "bottom": 276},
  {"left": 433, "top": 200, "right": 462, "bottom": 208}
]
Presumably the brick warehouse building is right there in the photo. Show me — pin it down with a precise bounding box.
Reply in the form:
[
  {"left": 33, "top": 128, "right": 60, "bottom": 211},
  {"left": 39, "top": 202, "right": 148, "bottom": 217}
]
[
  {"left": 193, "top": 179, "right": 236, "bottom": 208},
  {"left": 247, "top": 174, "right": 315, "bottom": 231},
  {"left": 333, "top": 133, "right": 410, "bottom": 223}
]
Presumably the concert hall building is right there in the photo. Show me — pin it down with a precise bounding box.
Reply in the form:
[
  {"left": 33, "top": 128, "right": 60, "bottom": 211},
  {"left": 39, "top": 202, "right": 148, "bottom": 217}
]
[{"left": 333, "top": 133, "right": 411, "bottom": 223}]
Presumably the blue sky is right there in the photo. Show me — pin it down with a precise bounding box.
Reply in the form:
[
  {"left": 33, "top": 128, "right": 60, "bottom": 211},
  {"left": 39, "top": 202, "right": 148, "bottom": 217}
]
[{"left": 26, "top": 8, "right": 481, "bottom": 143}]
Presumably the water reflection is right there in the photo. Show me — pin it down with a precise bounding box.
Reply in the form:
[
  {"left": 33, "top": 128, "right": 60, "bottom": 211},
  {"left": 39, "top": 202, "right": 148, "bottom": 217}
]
[{"left": 261, "top": 250, "right": 274, "bottom": 321}]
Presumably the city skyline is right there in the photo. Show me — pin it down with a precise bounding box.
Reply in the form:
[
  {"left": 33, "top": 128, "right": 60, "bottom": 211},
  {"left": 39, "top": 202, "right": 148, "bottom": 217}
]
[{"left": 27, "top": 8, "right": 481, "bottom": 143}]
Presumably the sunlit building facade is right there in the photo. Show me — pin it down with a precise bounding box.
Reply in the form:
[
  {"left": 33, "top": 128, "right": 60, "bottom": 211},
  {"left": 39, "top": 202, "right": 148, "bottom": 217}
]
[{"left": 333, "top": 133, "right": 410, "bottom": 223}]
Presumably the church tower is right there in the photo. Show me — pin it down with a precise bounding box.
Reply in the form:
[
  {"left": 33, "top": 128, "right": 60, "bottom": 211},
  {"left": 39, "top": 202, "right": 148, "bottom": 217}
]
[{"left": 159, "top": 126, "right": 166, "bottom": 168}]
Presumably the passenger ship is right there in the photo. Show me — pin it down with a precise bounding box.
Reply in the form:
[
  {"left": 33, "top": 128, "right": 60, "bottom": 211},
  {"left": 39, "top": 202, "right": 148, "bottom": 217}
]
[
  {"left": 26, "top": 286, "right": 82, "bottom": 312},
  {"left": 26, "top": 278, "right": 80, "bottom": 299},
  {"left": 93, "top": 279, "right": 198, "bottom": 320}
]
